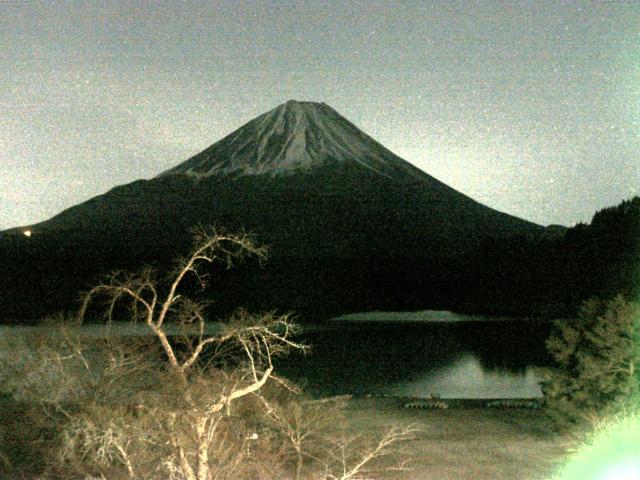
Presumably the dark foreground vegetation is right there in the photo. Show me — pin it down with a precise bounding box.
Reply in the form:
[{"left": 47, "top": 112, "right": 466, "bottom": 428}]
[
  {"left": 0, "top": 196, "right": 638, "bottom": 478},
  {"left": 540, "top": 295, "right": 640, "bottom": 429},
  {"left": 539, "top": 295, "right": 640, "bottom": 480},
  {"left": 0, "top": 230, "right": 417, "bottom": 480},
  {"left": 0, "top": 218, "right": 638, "bottom": 478}
]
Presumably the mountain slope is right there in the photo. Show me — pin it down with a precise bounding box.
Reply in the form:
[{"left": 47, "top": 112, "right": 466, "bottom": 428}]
[
  {"left": 0, "top": 100, "right": 544, "bottom": 322},
  {"left": 30, "top": 101, "right": 540, "bottom": 256},
  {"left": 160, "top": 100, "right": 426, "bottom": 180}
]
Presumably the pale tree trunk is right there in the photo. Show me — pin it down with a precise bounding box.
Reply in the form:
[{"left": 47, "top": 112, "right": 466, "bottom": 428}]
[
  {"left": 114, "top": 443, "right": 136, "bottom": 479},
  {"left": 196, "top": 416, "right": 211, "bottom": 480},
  {"left": 180, "top": 451, "right": 197, "bottom": 480},
  {"left": 295, "top": 446, "right": 303, "bottom": 480}
]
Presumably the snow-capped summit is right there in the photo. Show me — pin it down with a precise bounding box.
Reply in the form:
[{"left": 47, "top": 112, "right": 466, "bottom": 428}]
[{"left": 159, "top": 100, "right": 425, "bottom": 180}]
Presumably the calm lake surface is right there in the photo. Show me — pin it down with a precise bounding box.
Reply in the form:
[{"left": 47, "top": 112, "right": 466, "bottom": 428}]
[
  {"left": 276, "top": 317, "right": 553, "bottom": 399},
  {"left": 2, "top": 313, "right": 554, "bottom": 400}
]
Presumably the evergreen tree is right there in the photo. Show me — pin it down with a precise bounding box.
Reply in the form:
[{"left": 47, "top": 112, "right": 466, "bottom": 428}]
[{"left": 540, "top": 295, "right": 640, "bottom": 428}]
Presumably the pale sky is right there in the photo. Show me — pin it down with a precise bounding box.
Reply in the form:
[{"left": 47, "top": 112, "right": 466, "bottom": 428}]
[{"left": 1, "top": 0, "right": 639, "bottom": 230}]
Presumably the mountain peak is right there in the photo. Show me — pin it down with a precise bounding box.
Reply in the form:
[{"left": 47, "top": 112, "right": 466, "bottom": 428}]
[
  {"left": 159, "top": 101, "right": 425, "bottom": 180},
  {"left": 283, "top": 99, "right": 325, "bottom": 107}
]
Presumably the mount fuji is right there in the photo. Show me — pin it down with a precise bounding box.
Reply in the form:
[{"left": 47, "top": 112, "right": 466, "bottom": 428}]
[
  {"left": 160, "top": 100, "right": 427, "bottom": 180},
  {"left": 1, "top": 100, "right": 544, "bottom": 322}
]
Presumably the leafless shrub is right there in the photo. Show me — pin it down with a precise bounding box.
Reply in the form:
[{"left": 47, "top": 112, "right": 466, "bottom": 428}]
[
  {"left": 319, "top": 424, "right": 419, "bottom": 480},
  {"left": 1, "top": 227, "right": 415, "bottom": 480}
]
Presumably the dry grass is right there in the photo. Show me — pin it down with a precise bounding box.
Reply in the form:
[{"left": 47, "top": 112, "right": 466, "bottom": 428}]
[
  {"left": 0, "top": 394, "right": 576, "bottom": 480},
  {"left": 341, "top": 397, "right": 574, "bottom": 480}
]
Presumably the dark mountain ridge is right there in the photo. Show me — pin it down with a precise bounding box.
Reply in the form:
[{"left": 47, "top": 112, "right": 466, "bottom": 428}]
[{"left": 12, "top": 101, "right": 541, "bottom": 257}]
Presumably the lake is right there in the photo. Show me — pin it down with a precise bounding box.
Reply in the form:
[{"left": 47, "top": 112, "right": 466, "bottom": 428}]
[
  {"left": 275, "top": 313, "right": 553, "bottom": 399},
  {"left": 1, "top": 312, "right": 554, "bottom": 400}
]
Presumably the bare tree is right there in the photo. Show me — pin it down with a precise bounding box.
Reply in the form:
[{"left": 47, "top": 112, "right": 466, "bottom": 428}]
[
  {"left": 1, "top": 227, "right": 417, "bottom": 480},
  {"left": 321, "top": 424, "right": 419, "bottom": 480},
  {"left": 72, "top": 227, "right": 306, "bottom": 480},
  {"left": 0, "top": 318, "right": 162, "bottom": 479},
  {"left": 261, "top": 394, "right": 418, "bottom": 480}
]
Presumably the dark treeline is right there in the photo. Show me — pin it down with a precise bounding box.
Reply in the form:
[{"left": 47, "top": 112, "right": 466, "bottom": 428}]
[
  {"left": 0, "top": 196, "right": 637, "bottom": 324},
  {"left": 457, "top": 196, "right": 640, "bottom": 317}
]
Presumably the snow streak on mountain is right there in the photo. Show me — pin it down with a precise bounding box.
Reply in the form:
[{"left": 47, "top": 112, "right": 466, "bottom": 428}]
[{"left": 160, "top": 100, "right": 426, "bottom": 180}]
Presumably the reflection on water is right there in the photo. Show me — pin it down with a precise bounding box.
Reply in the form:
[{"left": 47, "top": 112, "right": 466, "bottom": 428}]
[
  {"left": 385, "top": 353, "right": 542, "bottom": 399},
  {"left": 276, "top": 319, "right": 552, "bottom": 399},
  {"left": 1, "top": 315, "right": 553, "bottom": 400}
]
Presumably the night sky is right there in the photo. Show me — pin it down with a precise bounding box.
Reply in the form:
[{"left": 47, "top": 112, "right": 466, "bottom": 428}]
[{"left": 2, "top": 1, "right": 639, "bottom": 230}]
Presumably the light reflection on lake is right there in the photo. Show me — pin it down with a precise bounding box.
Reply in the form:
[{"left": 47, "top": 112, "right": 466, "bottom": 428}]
[
  {"left": 1, "top": 312, "right": 554, "bottom": 400},
  {"left": 276, "top": 316, "right": 553, "bottom": 399},
  {"left": 384, "top": 353, "right": 543, "bottom": 399}
]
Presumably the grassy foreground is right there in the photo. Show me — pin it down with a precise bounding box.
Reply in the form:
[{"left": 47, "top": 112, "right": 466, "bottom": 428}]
[
  {"left": 342, "top": 397, "right": 573, "bottom": 480},
  {"left": 0, "top": 395, "right": 575, "bottom": 480}
]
